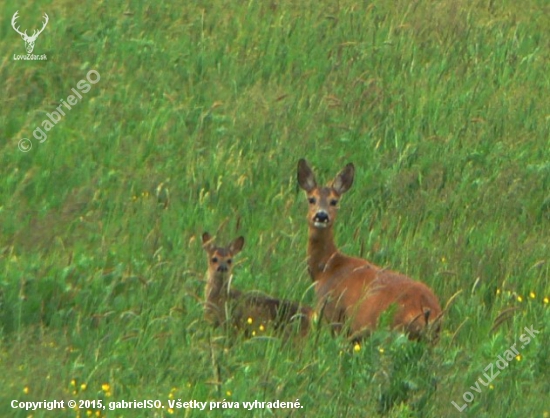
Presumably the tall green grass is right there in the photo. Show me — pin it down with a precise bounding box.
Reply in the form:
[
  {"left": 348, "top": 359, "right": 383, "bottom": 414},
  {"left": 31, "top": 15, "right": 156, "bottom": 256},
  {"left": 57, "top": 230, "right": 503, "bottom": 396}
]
[{"left": 1, "top": 0, "right": 548, "bottom": 416}]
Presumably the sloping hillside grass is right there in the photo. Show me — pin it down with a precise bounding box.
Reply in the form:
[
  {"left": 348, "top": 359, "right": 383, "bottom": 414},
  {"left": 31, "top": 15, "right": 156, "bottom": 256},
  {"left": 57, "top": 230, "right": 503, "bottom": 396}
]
[{"left": 1, "top": 0, "right": 548, "bottom": 416}]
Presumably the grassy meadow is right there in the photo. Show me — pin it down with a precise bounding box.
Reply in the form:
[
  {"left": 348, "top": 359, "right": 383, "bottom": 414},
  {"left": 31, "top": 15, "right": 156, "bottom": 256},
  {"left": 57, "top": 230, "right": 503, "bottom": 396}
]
[{"left": 1, "top": 0, "right": 549, "bottom": 416}]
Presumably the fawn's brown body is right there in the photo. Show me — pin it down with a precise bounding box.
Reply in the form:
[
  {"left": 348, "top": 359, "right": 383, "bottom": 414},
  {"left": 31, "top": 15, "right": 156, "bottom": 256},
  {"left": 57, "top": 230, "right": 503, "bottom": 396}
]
[
  {"left": 202, "top": 233, "right": 312, "bottom": 337},
  {"left": 297, "top": 159, "right": 441, "bottom": 341}
]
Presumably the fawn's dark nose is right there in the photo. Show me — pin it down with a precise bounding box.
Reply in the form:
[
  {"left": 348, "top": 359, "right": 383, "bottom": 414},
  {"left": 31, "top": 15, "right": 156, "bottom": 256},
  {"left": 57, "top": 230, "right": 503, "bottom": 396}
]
[
  {"left": 217, "top": 264, "right": 228, "bottom": 273},
  {"left": 314, "top": 211, "right": 329, "bottom": 223}
]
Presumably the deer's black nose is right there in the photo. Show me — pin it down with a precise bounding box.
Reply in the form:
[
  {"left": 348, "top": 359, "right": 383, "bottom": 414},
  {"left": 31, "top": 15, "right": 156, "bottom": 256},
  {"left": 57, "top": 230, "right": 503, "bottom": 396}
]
[
  {"left": 217, "top": 265, "right": 228, "bottom": 273},
  {"left": 314, "top": 211, "right": 329, "bottom": 223}
]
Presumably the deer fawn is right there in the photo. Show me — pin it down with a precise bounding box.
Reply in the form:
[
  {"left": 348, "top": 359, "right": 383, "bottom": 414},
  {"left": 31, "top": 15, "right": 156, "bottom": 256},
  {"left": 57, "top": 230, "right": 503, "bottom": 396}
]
[
  {"left": 297, "top": 159, "right": 441, "bottom": 341},
  {"left": 202, "top": 232, "right": 312, "bottom": 337}
]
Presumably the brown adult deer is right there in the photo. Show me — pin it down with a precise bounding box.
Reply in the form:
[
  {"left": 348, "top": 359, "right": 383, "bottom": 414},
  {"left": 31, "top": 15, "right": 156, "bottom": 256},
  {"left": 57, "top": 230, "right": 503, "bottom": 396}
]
[
  {"left": 202, "top": 232, "right": 312, "bottom": 337},
  {"left": 297, "top": 159, "right": 441, "bottom": 341}
]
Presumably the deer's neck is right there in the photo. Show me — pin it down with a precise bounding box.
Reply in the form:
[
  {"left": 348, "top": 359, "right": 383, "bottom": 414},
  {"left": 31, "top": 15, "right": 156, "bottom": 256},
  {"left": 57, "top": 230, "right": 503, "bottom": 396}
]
[
  {"left": 205, "top": 274, "right": 234, "bottom": 304},
  {"left": 307, "top": 226, "right": 339, "bottom": 280}
]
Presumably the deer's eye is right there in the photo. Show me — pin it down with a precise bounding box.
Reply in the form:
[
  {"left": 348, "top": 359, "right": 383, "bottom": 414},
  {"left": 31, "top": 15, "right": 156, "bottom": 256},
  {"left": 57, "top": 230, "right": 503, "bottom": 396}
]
[
  {"left": 308, "top": 197, "right": 316, "bottom": 204},
  {"left": 227, "top": 259, "right": 232, "bottom": 265},
  {"left": 211, "top": 257, "right": 218, "bottom": 263},
  {"left": 330, "top": 199, "right": 338, "bottom": 206}
]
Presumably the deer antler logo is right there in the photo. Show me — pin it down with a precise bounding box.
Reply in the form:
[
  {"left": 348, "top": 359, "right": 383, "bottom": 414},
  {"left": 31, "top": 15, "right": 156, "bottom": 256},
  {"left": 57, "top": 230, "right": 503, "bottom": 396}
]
[{"left": 11, "top": 10, "right": 49, "bottom": 54}]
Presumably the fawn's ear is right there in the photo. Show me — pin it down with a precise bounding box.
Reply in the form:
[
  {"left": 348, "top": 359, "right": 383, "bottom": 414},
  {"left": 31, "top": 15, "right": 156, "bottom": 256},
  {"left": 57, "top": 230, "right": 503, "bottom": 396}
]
[
  {"left": 202, "top": 232, "right": 215, "bottom": 251},
  {"left": 332, "top": 163, "right": 354, "bottom": 195},
  {"left": 297, "top": 158, "right": 317, "bottom": 192},
  {"left": 229, "top": 236, "right": 245, "bottom": 254}
]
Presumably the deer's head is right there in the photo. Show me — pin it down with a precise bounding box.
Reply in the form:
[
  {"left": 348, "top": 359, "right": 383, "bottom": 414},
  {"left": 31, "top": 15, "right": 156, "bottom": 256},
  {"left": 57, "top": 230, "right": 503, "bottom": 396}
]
[
  {"left": 297, "top": 159, "right": 355, "bottom": 230},
  {"left": 202, "top": 232, "right": 244, "bottom": 284}
]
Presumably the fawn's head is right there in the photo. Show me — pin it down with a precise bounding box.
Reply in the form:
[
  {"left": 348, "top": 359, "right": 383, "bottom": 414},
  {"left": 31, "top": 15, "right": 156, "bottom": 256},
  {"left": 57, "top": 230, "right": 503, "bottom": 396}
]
[
  {"left": 297, "top": 159, "right": 355, "bottom": 230},
  {"left": 202, "top": 232, "right": 244, "bottom": 280}
]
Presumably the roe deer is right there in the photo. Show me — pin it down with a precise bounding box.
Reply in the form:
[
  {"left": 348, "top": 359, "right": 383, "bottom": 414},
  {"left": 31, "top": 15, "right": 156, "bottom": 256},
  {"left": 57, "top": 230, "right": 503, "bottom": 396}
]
[
  {"left": 297, "top": 159, "right": 441, "bottom": 341},
  {"left": 202, "top": 232, "right": 312, "bottom": 337}
]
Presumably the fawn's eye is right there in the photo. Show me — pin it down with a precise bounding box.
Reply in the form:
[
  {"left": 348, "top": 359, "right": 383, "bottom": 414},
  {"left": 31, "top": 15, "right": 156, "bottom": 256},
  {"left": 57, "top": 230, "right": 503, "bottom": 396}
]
[
  {"left": 330, "top": 199, "right": 338, "bottom": 206},
  {"left": 227, "top": 259, "right": 232, "bottom": 264},
  {"left": 308, "top": 197, "right": 316, "bottom": 204},
  {"left": 211, "top": 257, "right": 218, "bottom": 263}
]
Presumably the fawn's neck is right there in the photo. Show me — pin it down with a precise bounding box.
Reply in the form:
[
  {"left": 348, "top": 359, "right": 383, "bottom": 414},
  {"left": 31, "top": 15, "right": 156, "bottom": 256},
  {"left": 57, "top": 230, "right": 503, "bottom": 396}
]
[
  {"left": 205, "top": 273, "right": 234, "bottom": 304},
  {"left": 307, "top": 226, "right": 339, "bottom": 279}
]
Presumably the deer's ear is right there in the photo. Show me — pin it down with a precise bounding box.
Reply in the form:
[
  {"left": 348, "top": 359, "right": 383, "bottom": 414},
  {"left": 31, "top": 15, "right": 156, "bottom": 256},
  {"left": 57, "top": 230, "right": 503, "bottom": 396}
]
[
  {"left": 229, "top": 236, "right": 245, "bottom": 254},
  {"left": 297, "top": 159, "right": 317, "bottom": 192},
  {"left": 202, "top": 232, "right": 215, "bottom": 251},
  {"left": 332, "top": 163, "right": 354, "bottom": 195}
]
